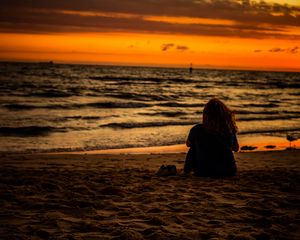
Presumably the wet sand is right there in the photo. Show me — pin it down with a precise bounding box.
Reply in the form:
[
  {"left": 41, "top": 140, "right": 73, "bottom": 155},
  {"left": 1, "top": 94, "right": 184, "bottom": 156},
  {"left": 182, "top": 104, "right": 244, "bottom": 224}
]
[{"left": 0, "top": 150, "right": 299, "bottom": 239}]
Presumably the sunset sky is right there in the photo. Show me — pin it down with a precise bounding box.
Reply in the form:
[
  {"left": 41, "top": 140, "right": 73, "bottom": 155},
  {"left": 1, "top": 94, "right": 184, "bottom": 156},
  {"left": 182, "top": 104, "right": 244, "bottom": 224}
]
[{"left": 0, "top": 0, "right": 299, "bottom": 71}]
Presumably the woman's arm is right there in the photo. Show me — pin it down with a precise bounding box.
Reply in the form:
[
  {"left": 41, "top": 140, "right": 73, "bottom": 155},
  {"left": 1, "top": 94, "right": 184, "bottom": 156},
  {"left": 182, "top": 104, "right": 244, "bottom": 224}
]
[
  {"left": 232, "top": 134, "right": 239, "bottom": 152},
  {"left": 184, "top": 148, "right": 193, "bottom": 174},
  {"left": 186, "top": 138, "right": 192, "bottom": 147}
]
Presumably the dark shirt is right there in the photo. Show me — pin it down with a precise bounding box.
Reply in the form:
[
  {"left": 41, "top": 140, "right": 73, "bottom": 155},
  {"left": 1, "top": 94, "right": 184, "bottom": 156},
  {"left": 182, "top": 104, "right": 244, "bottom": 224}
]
[{"left": 184, "top": 124, "right": 237, "bottom": 177}]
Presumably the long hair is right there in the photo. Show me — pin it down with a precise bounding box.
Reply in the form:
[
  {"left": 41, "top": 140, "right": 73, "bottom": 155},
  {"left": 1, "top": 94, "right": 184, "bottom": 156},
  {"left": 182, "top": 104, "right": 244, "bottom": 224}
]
[{"left": 203, "top": 98, "right": 237, "bottom": 134}]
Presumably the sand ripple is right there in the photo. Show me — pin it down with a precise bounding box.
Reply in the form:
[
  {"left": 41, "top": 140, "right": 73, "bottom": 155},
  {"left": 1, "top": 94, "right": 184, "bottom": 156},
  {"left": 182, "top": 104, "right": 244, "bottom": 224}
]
[{"left": 0, "top": 151, "right": 299, "bottom": 239}]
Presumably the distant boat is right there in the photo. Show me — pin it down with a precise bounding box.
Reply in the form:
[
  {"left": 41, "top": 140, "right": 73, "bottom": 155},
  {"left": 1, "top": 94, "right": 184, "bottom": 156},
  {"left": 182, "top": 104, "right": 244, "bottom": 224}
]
[
  {"left": 38, "top": 61, "right": 54, "bottom": 65},
  {"left": 189, "top": 63, "right": 193, "bottom": 74}
]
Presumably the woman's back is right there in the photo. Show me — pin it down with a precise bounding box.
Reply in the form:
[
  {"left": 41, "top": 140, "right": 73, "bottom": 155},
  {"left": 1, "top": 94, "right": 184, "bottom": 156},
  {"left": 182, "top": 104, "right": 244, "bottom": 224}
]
[{"left": 184, "top": 124, "right": 237, "bottom": 177}]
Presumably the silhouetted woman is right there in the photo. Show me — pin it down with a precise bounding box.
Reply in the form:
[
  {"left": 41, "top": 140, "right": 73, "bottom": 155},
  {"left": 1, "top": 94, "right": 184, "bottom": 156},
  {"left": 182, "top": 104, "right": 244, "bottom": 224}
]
[{"left": 184, "top": 98, "right": 239, "bottom": 177}]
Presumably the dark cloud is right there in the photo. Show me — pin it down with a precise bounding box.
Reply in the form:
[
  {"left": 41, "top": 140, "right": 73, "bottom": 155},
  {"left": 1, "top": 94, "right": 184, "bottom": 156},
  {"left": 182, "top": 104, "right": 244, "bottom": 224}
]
[
  {"left": 254, "top": 49, "right": 262, "bottom": 53},
  {"left": 176, "top": 45, "right": 189, "bottom": 51},
  {"left": 289, "top": 46, "right": 299, "bottom": 54},
  {"left": 0, "top": 9, "right": 297, "bottom": 40},
  {"left": 161, "top": 44, "right": 189, "bottom": 52},
  {"left": 0, "top": 0, "right": 299, "bottom": 39},
  {"left": 268, "top": 46, "right": 299, "bottom": 54},
  {"left": 161, "top": 43, "right": 175, "bottom": 51},
  {"left": 269, "top": 47, "right": 286, "bottom": 52}
]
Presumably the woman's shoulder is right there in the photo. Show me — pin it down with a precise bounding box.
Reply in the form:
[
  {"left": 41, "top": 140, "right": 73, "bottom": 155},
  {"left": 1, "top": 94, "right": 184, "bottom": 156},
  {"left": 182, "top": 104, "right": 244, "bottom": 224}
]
[
  {"left": 190, "top": 123, "right": 203, "bottom": 131},
  {"left": 189, "top": 124, "right": 204, "bottom": 136}
]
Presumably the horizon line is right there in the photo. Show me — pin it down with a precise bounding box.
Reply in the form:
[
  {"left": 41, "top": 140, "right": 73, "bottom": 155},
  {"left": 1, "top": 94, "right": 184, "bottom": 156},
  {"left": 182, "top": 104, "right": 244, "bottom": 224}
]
[{"left": 1, "top": 59, "right": 300, "bottom": 73}]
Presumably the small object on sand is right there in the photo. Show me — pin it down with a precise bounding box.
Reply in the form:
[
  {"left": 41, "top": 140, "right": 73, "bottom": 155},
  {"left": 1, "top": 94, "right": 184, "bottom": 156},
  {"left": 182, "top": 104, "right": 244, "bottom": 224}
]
[
  {"left": 286, "top": 134, "right": 297, "bottom": 149},
  {"left": 156, "top": 165, "right": 177, "bottom": 176},
  {"left": 265, "top": 145, "right": 276, "bottom": 149},
  {"left": 241, "top": 145, "right": 257, "bottom": 151}
]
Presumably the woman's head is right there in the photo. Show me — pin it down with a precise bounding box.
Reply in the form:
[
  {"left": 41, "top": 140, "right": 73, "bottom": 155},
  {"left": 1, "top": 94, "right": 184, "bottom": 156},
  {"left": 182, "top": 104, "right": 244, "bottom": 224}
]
[{"left": 203, "top": 98, "right": 237, "bottom": 134}]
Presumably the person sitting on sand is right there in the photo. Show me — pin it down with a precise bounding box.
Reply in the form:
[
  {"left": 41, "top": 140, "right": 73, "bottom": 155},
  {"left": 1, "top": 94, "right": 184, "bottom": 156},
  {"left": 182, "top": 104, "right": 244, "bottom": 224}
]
[{"left": 184, "top": 98, "right": 239, "bottom": 177}]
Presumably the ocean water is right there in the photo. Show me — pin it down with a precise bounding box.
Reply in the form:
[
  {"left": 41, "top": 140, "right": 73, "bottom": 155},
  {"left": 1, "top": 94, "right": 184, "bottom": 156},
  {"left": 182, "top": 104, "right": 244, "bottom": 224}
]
[{"left": 0, "top": 62, "right": 299, "bottom": 153}]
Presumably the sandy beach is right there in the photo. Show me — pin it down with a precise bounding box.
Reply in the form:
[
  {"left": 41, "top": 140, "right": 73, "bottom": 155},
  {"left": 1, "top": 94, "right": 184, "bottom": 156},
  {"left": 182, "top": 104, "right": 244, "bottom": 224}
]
[
  {"left": 0, "top": 149, "right": 299, "bottom": 240},
  {"left": 1, "top": 0, "right": 300, "bottom": 239}
]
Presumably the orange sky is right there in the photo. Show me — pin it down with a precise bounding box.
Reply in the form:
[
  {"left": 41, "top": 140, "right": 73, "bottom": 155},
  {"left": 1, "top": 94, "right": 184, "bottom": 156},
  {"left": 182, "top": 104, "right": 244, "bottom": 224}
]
[{"left": 0, "top": 0, "right": 299, "bottom": 71}]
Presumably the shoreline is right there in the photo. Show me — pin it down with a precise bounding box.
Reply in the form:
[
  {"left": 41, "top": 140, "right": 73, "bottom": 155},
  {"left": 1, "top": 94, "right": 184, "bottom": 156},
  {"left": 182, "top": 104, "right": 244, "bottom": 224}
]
[
  {"left": 0, "top": 134, "right": 299, "bottom": 156},
  {"left": 47, "top": 134, "right": 299, "bottom": 155}
]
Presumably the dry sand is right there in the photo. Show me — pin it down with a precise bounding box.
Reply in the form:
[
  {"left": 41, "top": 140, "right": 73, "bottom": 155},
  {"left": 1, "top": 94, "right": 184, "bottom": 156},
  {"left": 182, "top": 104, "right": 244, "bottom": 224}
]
[{"left": 0, "top": 150, "right": 299, "bottom": 239}]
